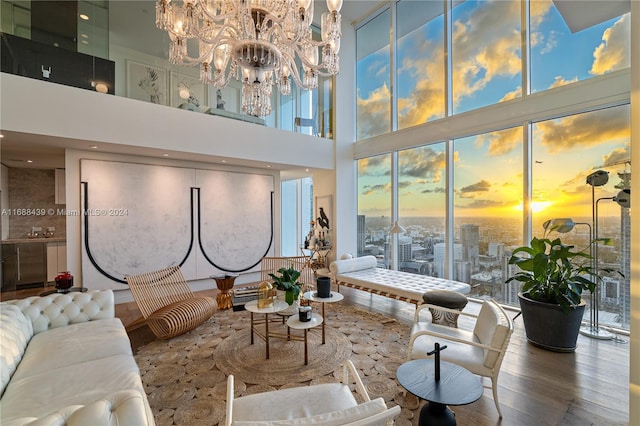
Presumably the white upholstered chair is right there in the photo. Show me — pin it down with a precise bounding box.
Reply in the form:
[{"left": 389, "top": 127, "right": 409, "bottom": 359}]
[
  {"left": 406, "top": 299, "right": 514, "bottom": 418},
  {"left": 225, "top": 360, "right": 401, "bottom": 425}
]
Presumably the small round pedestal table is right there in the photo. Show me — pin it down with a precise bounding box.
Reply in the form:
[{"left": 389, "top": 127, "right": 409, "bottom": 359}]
[
  {"left": 211, "top": 274, "right": 239, "bottom": 310},
  {"left": 397, "top": 359, "right": 482, "bottom": 426},
  {"left": 286, "top": 313, "right": 323, "bottom": 365},
  {"left": 245, "top": 299, "right": 289, "bottom": 360},
  {"left": 302, "top": 290, "right": 343, "bottom": 344}
]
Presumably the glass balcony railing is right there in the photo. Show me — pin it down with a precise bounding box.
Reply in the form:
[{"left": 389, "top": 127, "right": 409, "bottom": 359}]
[{"left": 0, "top": 0, "right": 334, "bottom": 138}]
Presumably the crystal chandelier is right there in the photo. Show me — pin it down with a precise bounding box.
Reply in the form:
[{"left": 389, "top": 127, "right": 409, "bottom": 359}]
[{"left": 156, "top": 0, "right": 343, "bottom": 117}]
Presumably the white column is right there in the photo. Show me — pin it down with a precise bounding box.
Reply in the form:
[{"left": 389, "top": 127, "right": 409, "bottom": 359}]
[{"left": 629, "top": 1, "right": 640, "bottom": 423}]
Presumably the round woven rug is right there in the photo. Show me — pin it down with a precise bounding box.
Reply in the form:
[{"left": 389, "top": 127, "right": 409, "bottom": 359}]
[
  {"left": 135, "top": 302, "right": 421, "bottom": 426},
  {"left": 214, "top": 322, "right": 352, "bottom": 385}
]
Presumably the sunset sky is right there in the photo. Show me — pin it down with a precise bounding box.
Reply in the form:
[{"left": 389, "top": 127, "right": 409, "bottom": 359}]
[{"left": 357, "top": 0, "right": 631, "bottom": 220}]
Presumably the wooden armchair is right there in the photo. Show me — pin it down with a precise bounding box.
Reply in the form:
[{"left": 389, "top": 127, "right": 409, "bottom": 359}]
[
  {"left": 406, "top": 299, "right": 514, "bottom": 417},
  {"left": 125, "top": 266, "right": 216, "bottom": 340}
]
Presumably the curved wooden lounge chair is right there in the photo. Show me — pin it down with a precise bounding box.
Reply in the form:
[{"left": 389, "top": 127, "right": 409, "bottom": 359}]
[{"left": 125, "top": 266, "right": 216, "bottom": 340}]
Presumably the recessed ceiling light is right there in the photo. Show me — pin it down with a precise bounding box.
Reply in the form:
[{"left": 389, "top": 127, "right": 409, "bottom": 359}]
[
  {"left": 221, "top": 160, "right": 227, "bottom": 163},
  {"left": 79, "top": 14, "right": 89, "bottom": 20},
  {"left": 81, "top": 40, "right": 89, "bottom": 45},
  {"left": 90, "top": 145, "right": 98, "bottom": 149},
  {"left": 0, "top": 134, "right": 4, "bottom": 138},
  {"left": 266, "top": 165, "right": 271, "bottom": 168},
  {"left": 162, "top": 153, "right": 169, "bottom": 157},
  {"left": 27, "top": 160, "right": 33, "bottom": 163},
  {"left": 81, "top": 33, "right": 88, "bottom": 38},
  {"left": 305, "top": 168, "right": 309, "bottom": 172}
]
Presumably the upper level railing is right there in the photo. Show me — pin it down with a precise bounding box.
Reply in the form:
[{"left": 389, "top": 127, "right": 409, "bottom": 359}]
[{"left": 0, "top": 0, "right": 334, "bottom": 138}]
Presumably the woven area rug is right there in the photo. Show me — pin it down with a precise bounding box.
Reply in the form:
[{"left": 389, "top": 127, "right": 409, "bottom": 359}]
[{"left": 135, "top": 303, "right": 421, "bottom": 425}]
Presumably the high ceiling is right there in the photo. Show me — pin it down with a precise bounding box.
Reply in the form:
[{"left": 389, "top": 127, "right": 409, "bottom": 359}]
[{"left": 0, "top": 0, "right": 630, "bottom": 171}]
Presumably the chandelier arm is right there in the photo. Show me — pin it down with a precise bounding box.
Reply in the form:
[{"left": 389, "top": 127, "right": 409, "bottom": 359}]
[
  {"left": 195, "top": 5, "right": 238, "bottom": 24},
  {"left": 286, "top": 43, "right": 332, "bottom": 75},
  {"left": 189, "top": 24, "right": 240, "bottom": 46}
]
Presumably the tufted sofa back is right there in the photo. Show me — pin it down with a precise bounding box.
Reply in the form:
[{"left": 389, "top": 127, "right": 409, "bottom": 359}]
[
  {"left": 3, "top": 290, "right": 114, "bottom": 335},
  {"left": 0, "top": 304, "right": 34, "bottom": 396}
]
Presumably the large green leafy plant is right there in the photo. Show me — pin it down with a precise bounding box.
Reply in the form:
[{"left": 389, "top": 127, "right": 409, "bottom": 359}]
[
  {"left": 506, "top": 236, "right": 620, "bottom": 312},
  {"left": 269, "top": 265, "right": 302, "bottom": 305}
]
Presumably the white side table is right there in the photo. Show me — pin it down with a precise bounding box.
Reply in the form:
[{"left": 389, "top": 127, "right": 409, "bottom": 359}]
[
  {"left": 245, "top": 300, "right": 289, "bottom": 360},
  {"left": 302, "top": 290, "right": 344, "bottom": 344},
  {"left": 286, "top": 313, "right": 323, "bottom": 365}
]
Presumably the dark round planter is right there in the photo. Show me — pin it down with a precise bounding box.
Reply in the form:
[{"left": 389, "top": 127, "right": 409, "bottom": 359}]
[{"left": 518, "top": 292, "right": 586, "bottom": 353}]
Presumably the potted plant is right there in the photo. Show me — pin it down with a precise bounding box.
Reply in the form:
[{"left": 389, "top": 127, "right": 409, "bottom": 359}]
[
  {"left": 506, "top": 231, "right": 621, "bottom": 352},
  {"left": 269, "top": 265, "right": 303, "bottom": 305}
]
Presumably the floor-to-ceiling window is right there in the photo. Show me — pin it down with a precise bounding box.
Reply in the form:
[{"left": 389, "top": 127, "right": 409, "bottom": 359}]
[
  {"left": 281, "top": 177, "right": 313, "bottom": 257},
  {"left": 354, "top": 0, "right": 631, "bottom": 330},
  {"left": 530, "top": 0, "right": 630, "bottom": 93},
  {"left": 451, "top": 0, "right": 522, "bottom": 114},
  {"left": 397, "top": 143, "right": 447, "bottom": 277},
  {"left": 356, "top": 8, "right": 391, "bottom": 140},
  {"left": 453, "top": 127, "right": 523, "bottom": 303},
  {"left": 357, "top": 154, "right": 391, "bottom": 265},
  {"left": 532, "top": 105, "right": 631, "bottom": 329},
  {"left": 396, "top": 0, "right": 445, "bottom": 129}
]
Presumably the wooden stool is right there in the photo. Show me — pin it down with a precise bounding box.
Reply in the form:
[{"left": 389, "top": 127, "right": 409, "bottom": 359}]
[{"left": 422, "top": 290, "right": 468, "bottom": 327}]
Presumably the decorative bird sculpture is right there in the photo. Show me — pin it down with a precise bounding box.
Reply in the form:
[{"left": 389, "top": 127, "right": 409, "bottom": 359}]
[{"left": 318, "top": 207, "right": 330, "bottom": 230}]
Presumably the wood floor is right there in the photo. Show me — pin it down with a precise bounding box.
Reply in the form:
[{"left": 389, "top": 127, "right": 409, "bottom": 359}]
[{"left": 3, "top": 284, "right": 630, "bottom": 425}]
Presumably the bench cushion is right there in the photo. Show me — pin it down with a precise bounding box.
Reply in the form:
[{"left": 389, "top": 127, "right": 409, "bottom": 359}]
[{"left": 330, "top": 256, "right": 471, "bottom": 303}]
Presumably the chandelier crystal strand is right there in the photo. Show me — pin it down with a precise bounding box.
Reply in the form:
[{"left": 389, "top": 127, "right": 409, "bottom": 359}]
[{"left": 156, "top": 0, "right": 342, "bottom": 117}]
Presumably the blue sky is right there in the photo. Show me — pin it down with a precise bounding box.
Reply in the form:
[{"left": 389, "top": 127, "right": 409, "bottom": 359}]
[{"left": 356, "top": 0, "right": 631, "bottom": 219}]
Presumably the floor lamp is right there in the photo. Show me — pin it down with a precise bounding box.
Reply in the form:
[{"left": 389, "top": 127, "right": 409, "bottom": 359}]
[
  {"left": 582, "top": 170, "right": 614, "bottom": 340},
  {"left": 543, "top": 217, "right": 610, "bottom": 339},
  {"left": 390, "top": 220, "right": 406, "bottom": 271}
]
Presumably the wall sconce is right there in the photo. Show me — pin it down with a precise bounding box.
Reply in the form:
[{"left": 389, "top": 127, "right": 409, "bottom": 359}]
[{"left": 178, "top": 82, "right": 191, "bottom": 100}]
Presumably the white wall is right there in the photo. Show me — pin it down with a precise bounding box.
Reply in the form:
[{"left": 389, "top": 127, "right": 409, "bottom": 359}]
[
  {"left": 65, "top": 149, "right": 281, "bottom": 304},
  {"left": 332, "top": 18, "right": 358, "bottom": 260},
  {"left": 0, "top": 73, "right": 333, "bottom": 171},
  {"left": 1, "top": 165, "right": 8, "bottom": 240},
  {"left": 629, "top": 1, "right": 639, "bottom": 423}
]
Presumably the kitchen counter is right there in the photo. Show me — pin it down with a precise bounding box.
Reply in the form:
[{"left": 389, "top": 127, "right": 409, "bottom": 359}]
[{"left": 2, "top": 237, "right": 66, "bottom": 244}]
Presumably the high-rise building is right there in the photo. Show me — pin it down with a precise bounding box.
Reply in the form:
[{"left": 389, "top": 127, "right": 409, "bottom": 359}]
[
  {"left": 434, "top": 242, "right": 463, "bottom": 279},
  {"left": 357, "top": 215, "right": 365, "bottom": 256},
  {"left": 621, "top": 205, "right": 631, "bottom": 326},
  {"left": 460, "top": 224, "right": 480, "bottom": 268}
]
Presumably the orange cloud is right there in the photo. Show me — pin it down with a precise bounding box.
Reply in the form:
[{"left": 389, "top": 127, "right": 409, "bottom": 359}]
[
  {"left": 534, "top": 107, "right": 630, "bottom": 153},
  {"left": 548, "top": 75, "right": 579, "bottom": 89},
  {"left": 451, "top": 1, "right": 521, "bottom": 105},
  {"left": 591, "top": 15, "right": 630, "bottom": 75},
  {"left": 477, "top": 127, "right": 522, "bottom": 156},
  {"left": 356, "top": 83, "right": 391, "bottom": 139}
]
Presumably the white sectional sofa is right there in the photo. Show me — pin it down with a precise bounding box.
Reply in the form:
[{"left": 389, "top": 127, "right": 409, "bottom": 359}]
[{"left": 0, "top": 290, "right": 154, "bottom": 426}]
